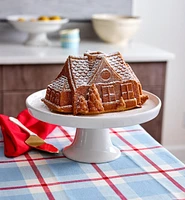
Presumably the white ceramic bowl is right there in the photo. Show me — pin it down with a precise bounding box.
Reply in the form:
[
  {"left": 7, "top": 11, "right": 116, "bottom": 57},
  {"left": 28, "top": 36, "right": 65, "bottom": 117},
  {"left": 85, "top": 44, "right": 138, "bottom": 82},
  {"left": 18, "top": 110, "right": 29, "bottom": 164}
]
[
  {"left": 7, "top": 15, "right": 69, "bottom": 46},
  {"left": 92, "top": 14, "right": 141, "bottom": 45}
]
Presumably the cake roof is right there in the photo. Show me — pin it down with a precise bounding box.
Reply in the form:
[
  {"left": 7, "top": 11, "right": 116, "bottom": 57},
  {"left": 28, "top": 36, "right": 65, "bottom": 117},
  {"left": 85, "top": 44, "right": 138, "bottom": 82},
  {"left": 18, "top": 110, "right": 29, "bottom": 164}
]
[
  {"left": 68, "top": 56, "right": 101, "bottom": 87},
  {"left": 67, "top": 51, "right": 139, "bottom": 88},
  {"left": 48, "top": 76, "right": 70, "bottom": 92},
  {"left": 52, "top": 51, "right": 140, "bottom": 92}
]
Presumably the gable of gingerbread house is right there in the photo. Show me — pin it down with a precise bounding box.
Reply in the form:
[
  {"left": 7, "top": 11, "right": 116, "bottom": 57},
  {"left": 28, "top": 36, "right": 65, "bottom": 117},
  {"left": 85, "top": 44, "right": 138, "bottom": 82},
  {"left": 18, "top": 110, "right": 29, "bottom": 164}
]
[{"left": 88, "top": 56, "right": 122, "bottom": 85}]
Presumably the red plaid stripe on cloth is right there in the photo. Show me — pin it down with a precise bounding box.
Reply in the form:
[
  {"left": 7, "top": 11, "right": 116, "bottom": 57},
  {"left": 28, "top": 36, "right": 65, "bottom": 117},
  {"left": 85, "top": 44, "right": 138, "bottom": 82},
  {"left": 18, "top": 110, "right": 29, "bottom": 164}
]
[{"left": 0, "top": 125, "right": 185, "bottom": 200}]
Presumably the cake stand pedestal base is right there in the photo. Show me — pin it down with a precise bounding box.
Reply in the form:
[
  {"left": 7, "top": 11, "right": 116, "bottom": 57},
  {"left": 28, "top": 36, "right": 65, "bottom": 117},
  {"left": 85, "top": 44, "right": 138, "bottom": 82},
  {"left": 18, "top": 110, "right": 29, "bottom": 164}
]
[
  {"left": 24, "top": 33, "right": 51, "bottom": 46},
  {"left": 63, "top": 128, "right": 121, "bottom": 163}
]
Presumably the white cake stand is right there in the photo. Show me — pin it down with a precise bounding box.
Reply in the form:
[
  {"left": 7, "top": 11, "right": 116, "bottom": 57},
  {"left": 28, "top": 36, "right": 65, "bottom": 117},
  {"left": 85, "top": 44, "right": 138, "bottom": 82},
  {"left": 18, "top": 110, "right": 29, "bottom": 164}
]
[{"left": 26, "top": 90, "right": 161, "bottom": 163}]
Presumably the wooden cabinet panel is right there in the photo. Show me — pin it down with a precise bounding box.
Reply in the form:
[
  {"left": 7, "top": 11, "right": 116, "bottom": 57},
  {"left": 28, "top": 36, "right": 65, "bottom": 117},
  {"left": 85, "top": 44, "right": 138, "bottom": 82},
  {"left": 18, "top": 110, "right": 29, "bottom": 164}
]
[
  {"left": 140, "top": 87, "right": 164, "bottom": 142},
  {"left": 130, "top": 62, "right": 166, "bottom": 87},
  {"left": 3, "top": 64, "right": 63, "bottom": 91},
  {"left": 3, "top": 91, "right": 36, "bottom": 117},
  {"left": 1, "top": 62, "right": 167, "bottom": 143},
  {"left": 0, "top": 93, "right": 2, "bottom": 114},
  {"left": 129, "top": 62, "right": 166, "bottom": 143},
  {"left": 0, "top": 66, "right": 2, "bottom": 114},
  {"left": 0, "top": 66, "right": 2, "bottom": 90}
]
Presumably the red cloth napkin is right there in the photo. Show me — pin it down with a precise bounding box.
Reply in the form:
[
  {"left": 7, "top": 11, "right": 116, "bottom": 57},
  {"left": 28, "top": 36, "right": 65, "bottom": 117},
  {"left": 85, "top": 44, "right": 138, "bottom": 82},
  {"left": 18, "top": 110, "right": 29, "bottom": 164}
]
[{"left": 0, "top": 109, "right": 57, "bottom": 157}]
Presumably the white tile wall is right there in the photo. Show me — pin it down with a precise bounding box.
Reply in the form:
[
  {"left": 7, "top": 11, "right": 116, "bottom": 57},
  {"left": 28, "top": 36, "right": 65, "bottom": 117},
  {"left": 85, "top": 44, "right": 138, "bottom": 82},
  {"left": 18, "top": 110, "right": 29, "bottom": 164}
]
[
  {"left": 0, "top": 0, "right": 131, "bottom": 19},
  {"left": 0, "top": 0, "right": 132, "bottom": 42}
]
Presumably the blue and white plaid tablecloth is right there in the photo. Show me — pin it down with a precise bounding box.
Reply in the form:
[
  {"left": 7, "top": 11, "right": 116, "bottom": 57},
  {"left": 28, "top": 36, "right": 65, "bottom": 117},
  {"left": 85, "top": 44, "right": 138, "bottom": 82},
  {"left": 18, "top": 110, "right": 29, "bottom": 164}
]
[{"left": 0, "top": 125, "right": 185, "bottom": 200}]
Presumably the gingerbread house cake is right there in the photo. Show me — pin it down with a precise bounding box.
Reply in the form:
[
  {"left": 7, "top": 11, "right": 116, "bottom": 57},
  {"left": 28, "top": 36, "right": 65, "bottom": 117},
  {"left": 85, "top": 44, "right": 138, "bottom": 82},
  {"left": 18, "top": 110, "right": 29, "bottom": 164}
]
[{"left": 42, "top": 51, "right": 148, "bottom": 115}]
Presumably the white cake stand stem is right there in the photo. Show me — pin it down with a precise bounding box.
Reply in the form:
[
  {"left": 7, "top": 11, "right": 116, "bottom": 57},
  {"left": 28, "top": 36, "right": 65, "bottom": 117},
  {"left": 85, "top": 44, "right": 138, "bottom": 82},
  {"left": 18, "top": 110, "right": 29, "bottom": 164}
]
[
  {"left": 63, "top": 128, "right": 121, "bottom": 163},
  {"left": 24, "top": 33, "right": 51, "bottom": 46}
]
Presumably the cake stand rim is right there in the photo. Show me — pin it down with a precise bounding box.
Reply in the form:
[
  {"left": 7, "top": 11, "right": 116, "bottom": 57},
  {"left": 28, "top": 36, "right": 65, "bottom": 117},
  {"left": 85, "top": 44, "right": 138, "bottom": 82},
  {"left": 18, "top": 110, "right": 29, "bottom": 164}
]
[{"left": 26, "top": 89, "right": 161, "bottom": 128}]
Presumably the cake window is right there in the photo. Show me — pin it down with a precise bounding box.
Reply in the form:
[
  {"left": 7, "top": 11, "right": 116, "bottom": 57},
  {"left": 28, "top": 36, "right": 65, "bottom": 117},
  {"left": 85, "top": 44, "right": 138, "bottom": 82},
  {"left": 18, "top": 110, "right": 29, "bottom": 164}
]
[
  {"left": 102, "top": 86, "right": 109, "bottom": 102},
  {"left": 108, "top": 85, "right": 116, "bottom": 101},
  {"left": 102, "top": 85, "right": 116, "bottom": 102},
  {"left": 121, "top": 84, "right": 128, "bottom": 99},
  {"left": 50, "top": 90, "right": 55, "bottom": 103},
  {"left": 127, "top": 83, "right": 134, "bottom": 99},
  {"left": 121, "top": 83, "right": 134, "bottom": 99},
  {"left": 46, "top": 88, "right": 51, "bottom": 100},
  {"left": 55, "top": 93, "right": 60, "bottom": 105},
  {"left": 100, "top": 68, "right": 111, "bottom": 81}
]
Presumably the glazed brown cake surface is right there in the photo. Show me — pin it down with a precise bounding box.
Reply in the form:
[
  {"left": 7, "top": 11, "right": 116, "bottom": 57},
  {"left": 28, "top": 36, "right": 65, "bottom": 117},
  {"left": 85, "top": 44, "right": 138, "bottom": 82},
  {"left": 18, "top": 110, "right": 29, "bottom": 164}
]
[{"left": 42, "top": 51, "right": 148, "bottom": 115}]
